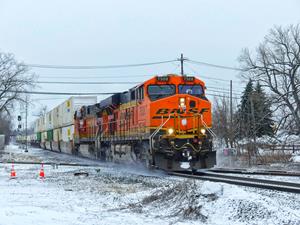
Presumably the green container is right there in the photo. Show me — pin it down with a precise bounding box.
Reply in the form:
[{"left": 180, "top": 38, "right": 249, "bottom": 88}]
[
  {"left": 47, "top": 130, "right": 53, "bottom": 141},
  {"left": 36, "top": 132, "right": 42, "bottom": 142}
]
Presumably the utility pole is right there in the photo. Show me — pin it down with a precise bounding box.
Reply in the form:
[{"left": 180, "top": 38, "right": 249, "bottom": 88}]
[
  {"left": 230, "top": 80, "right": 233, "bottom": 148},
  {"left": 179, "top": 53, "right": 187, "bottom": 76},
  {"left": 25, "top": 95, "right": 28, "bottom": 152}
]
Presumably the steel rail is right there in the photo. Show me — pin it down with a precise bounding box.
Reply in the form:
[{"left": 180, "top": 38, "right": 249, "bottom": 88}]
[
  {"left": 209, "top": 168, "right": 300, "bottom": 177},
  {"left": 0, "top": 160, "right": 102, "bottom": 167},
  {"left": 168, "top": 171, "right": 300, "bottom": 194}
]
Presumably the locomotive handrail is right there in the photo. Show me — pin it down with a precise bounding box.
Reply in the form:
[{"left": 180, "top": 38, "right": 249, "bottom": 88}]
[
  {"left": 199, "top": 114, "right": 217, "bottom": 139},
  {"left": 149, "top": 113, "right": 172, "bottom": 157}
]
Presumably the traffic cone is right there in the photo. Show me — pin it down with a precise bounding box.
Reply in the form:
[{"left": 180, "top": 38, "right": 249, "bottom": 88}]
[
  {"left": 39, "top": 163, "right": 45, "bottom": 179},
  {"left": 10, "top": 163, "right": 16, "bottom": 178}
]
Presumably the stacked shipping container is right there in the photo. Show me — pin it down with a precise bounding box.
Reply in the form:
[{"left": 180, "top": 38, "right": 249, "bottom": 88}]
[{"left": 34, "top": 96, "right": 97, "bottom": 153}]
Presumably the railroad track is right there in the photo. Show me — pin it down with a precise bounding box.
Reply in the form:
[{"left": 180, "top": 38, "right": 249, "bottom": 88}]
[
  {"left": 209, "top": 167, "right": 300, "bottom": 177},
  {"left": 0, "top": 160, "right": 101, "bottom": 167},
  {"left": 168, "top": 171, "right": 300, "bottom": 194}
]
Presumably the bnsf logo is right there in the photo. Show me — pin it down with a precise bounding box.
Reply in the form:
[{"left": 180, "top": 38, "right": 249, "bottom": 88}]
[{"left": 155, "top": 108, "right": 209, "bottom": 115}]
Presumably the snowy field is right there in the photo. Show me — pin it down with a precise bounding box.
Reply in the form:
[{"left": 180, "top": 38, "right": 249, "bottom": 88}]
[{"left": 0, "top": 145, "right": 300, "bottom": 225}]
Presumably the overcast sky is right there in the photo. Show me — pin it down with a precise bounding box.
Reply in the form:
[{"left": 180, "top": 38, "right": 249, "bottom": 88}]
[{"left": 0, "top": 0, "right": 299, "bottom": 126}]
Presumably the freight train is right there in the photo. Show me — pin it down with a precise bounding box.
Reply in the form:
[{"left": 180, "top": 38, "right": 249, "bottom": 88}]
[{"left": 23, "top": 74, "right": 216, "bottom": 171}]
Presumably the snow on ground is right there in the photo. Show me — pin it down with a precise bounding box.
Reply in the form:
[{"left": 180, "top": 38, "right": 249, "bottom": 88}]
[
  {"left": 0, "top": 145, "right": 300, "bottom": 225},
  {"left": 291, "top": 154, "right": 300, "bottom": 163}
]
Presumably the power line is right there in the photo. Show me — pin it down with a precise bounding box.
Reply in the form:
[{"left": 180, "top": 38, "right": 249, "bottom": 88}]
[
  {"left": 2, "top": 90, "right": 118, "bottom": 95},
  {"left": 36, "top": 73, "right": 241, "bottom": 83},
  {"left": 36, "top": 75, "right": 153, "bottom": 79},
  {"left": 26, "top": 57, "right": 242, "bottom": 72},
  {"left": 2, "top": 89, "right": 241, "bottom": 100},
  {"left": 208, "top": 88, "right": 241, "bottom": 96},
  {"left": 208, "top": 85, "right": 243, "bottom": 93},
  {"left": 31, "top": 97, "right": 70, "bottom": 101},
  {"left": 187, "top": 59, "right": 244, "bottom": 72},
  {"left": 33, "top": 80, "right": 243, "bottom": 95},
  {"left": 34, "top": 81, "right": 138, "bottom": 84},
  {"left": 206, "top": 92, "right": 240, "bottom": 100},
  {"left": 27, "top": 60, "right": 177, "bottom": 69}
]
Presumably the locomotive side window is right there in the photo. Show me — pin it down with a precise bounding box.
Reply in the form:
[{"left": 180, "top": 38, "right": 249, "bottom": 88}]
[
  {"left": 178, "top": 85, "right": 204, "bottom": 97},
  {"left": 148, "top": 85, "right": 176, "bottom": 101},
  {"left": 137, "top": 85, "right": 144, "bottom": 101},
  {"left": 130, "top": 90, "right": 136, "bottom": 100}
]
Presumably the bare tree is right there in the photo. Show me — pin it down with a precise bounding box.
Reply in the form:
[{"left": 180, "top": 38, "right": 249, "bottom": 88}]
[
  {"left": 0, "top": 114, "right": 12, "bottom": 144},
  {"left": 0, "top": 52, "right": 34, "bottom": 114},
  {"left": 239, "top": 24, "right": 300, "bottom": 134},
  {"left": 213, "top": 96, "right": 235, "bottom": 148}
]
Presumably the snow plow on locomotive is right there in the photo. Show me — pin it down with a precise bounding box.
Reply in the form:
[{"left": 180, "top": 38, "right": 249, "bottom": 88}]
[{"left": 74, "top": 74, "right": 216, "bottom": 170}]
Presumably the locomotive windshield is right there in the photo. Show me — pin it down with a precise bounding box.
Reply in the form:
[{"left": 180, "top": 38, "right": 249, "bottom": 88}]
[
  {"left": 148, "top": 85, "right": 176, "bottom": 101},
  {"left": 178, "top": 85, "right": 204, "bottom": 97}
]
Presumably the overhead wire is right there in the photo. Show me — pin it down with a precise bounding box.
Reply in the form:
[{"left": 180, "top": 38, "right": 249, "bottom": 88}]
[
  {"left": 32, "top": 80, "right": 242, "bottom": 96},
  {"left": 35, "top": 74, "right": 153, "bottom": 79},
  {"left": 2, "top": 90, "right": 118, "bottom": 95},
  {"left": 26, "top": 57, "right": 243, "bottom": 73},
  {"left": 34, "top": 81, "right": 138, "bottom": 84},
  {"left": 22, "top": 57, "right": 245, "bottom": 100},
  {"left": 27, "top": 59, "right": 178, "bottom": 69},
  {"left": 187, "top": 59, "right": 244, "bottom": 72},
  {"left": 3, "top": 88, "right": 241, "bottom": 99}
]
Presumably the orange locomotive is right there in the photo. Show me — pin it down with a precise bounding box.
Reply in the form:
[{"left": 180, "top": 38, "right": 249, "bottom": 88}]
[{"left": 74, "top": 74, "right": 216, "bottom": 170}]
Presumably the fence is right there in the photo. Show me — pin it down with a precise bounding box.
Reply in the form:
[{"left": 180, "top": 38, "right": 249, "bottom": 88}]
[{"left": 259, "top": 144, "right": 300, "bottom": 153}]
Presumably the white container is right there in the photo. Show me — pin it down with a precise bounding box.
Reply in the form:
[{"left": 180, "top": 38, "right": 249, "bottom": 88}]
[
  {"left": 34, "top": 96, "right": 96, "bottom": 134},
  {"left": 40, "top": 116, "right": 46, "bottom": 132},
  {"left": 62, "top": 125, "right": 74, "bottom": 142},
  {"left": 52, "top": 105, "right": 63, "bottom": 129},
  {"left": 41, "top": 131, "right": 47, "bottom": 143},
  {"left": 53, "top": 128, "right": 62, "bottom": 142},
  {"left": 62, "top": 96, "right": 97, "bottom": 126},
  {"left": 45, "top": 111, "right": 53, "bottom": 130}
]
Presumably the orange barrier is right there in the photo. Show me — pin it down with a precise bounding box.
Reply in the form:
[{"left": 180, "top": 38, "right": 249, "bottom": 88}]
[
  {"left": 10, "top": 163, "right": 16, "bottom": 178},
  {"left": 39, "top": 163, "right": 45, "bottom": 179}
]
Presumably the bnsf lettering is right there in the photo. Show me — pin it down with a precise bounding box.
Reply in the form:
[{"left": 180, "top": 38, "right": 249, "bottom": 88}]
[
  {"left": 155, "top": 108, "right": 209, "bottom": 115},
  {"left": 188, "top": 108, "right": 198, "bottom": 113},
  {"left": 199, "top": 108, "right": 209, "bottom": 114},
  {"left": 156, "top": 108, "right": 169, "bottom": 114}
]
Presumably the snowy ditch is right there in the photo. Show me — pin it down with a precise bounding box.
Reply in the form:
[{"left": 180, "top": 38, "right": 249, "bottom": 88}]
[
  {"left": 0, "top": 162, "right": 300, "bottom": 225},
  {"left": 0, "top": 146, "right": 300, "bottom": 224}
]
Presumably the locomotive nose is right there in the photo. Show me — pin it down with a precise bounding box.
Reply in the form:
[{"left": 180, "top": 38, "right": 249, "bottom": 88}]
[{"left": 177, "top": 95, "right": 198, "bottom": 110}]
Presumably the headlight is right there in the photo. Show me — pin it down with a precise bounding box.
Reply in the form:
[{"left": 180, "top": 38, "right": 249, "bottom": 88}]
[
  {"left": 168, "top": 128, "right": 174, "bottom": 135},
  {"left": 200, "top": 128, "right": 206, "bottom": 135},
  {"left": 179, "top": 98, "right": 186, "bottom": 108}
]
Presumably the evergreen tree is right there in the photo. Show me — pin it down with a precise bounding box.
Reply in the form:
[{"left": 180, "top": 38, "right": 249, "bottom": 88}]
[
  {"left": 237, "top": 79, "right": 254, "bottom": 138},
  {"left": 253, "top": 82, "right": 274, "bottom": 137},
  {"left": 237, "top": 79, "right": 274, "bottom": 139}
]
